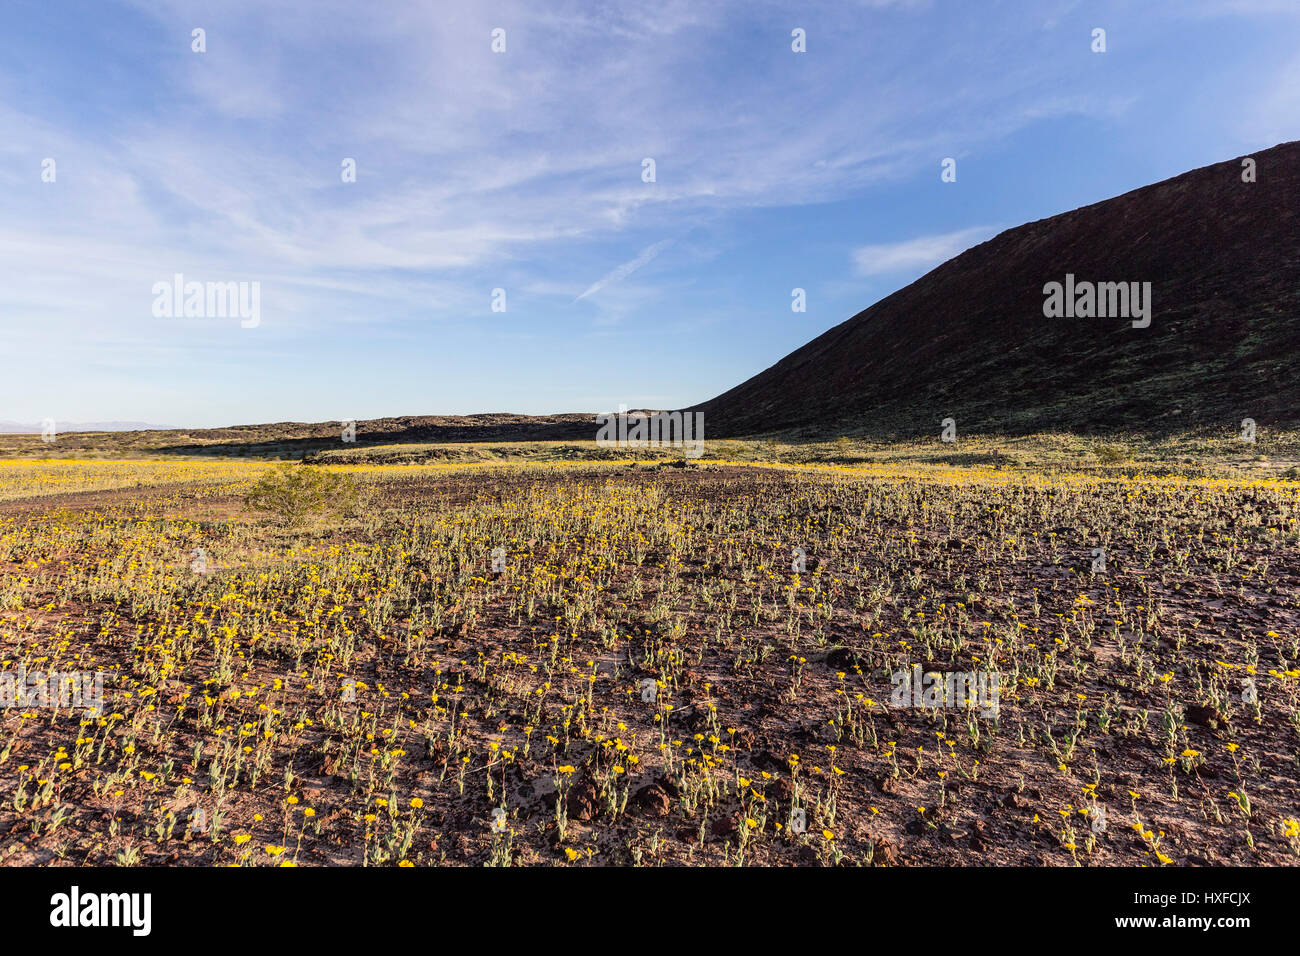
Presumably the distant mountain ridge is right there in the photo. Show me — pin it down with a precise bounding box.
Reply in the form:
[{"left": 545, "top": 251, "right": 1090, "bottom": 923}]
[
  {"left": 688, "top": 141, "right": 1300, "bottom": 438},
  {"left": 0, "top": 414, "right": 598, "bottom": 457},
  {"left": 0, "top": 421, "right": 180, "bottom": 434}
]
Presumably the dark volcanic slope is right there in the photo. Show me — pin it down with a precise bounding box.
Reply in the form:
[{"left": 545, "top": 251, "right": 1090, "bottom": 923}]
[
  {"left": 691, "top": 142, "right": 1300, "bottom": 438},
  {"left": 0, "top": 414, "right": 597, "bottom": 458}
]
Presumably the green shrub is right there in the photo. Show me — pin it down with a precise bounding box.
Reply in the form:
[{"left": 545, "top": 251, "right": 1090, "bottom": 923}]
[{"left": 244, "top": 465, "right": 362, "bottom": 526}]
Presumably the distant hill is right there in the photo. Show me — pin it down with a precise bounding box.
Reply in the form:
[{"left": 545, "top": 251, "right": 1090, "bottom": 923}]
[
  {"left": 0, "top": 413, "right": 597, "bottom": 457},
  {"left": 0, "top": 421, "right": 179, "bottom": 434},
  {"left": 689, "top": 142, "right": 1300, "bottom": 439}
]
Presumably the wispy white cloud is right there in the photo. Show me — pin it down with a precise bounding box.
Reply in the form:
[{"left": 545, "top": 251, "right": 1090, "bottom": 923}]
[
  {"left": 2, "top": 0, "right": 1292, "bottom": 423},
  {"left": 576, "top": 239, "right": 674, "bottom": 300},
  {"left": 1183, "top": 0, "right": 1300, "bottom": 15},
  {"left": 1237, "top": 53, "right": 1300, "bottom": 145},
  {"left": 852, "top": 226, "right": 997, "bottom": 276},
  {"left": 7, "top": 0, "right": 1111, "bottom": 290}
]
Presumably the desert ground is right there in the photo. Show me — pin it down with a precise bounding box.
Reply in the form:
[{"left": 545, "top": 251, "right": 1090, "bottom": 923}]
[{"left": 1, "top": 442, "right": 1298, "bottom": 866}]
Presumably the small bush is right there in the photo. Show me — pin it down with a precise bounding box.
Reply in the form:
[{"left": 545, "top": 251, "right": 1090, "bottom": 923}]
[
  {"left": 244, "top": 465, "right": 362, "bottom": 526},
  {"left": 1095, "top": 444, "right": 1126, "bottom": 464}
]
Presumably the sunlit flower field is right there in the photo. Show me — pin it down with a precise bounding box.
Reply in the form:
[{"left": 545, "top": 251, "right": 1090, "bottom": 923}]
[{"left": 1, "top": 457, "right": 1297, "bottom": 866}]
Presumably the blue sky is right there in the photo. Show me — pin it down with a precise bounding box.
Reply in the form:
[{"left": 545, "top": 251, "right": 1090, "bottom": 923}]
[{"left": 2, "top": 0, "right": 1298, "bottom": 428}]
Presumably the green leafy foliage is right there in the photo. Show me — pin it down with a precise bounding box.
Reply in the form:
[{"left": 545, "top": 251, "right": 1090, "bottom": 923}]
[{"left": 243, "top": 465, "right": 361, "bottom": 526}]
